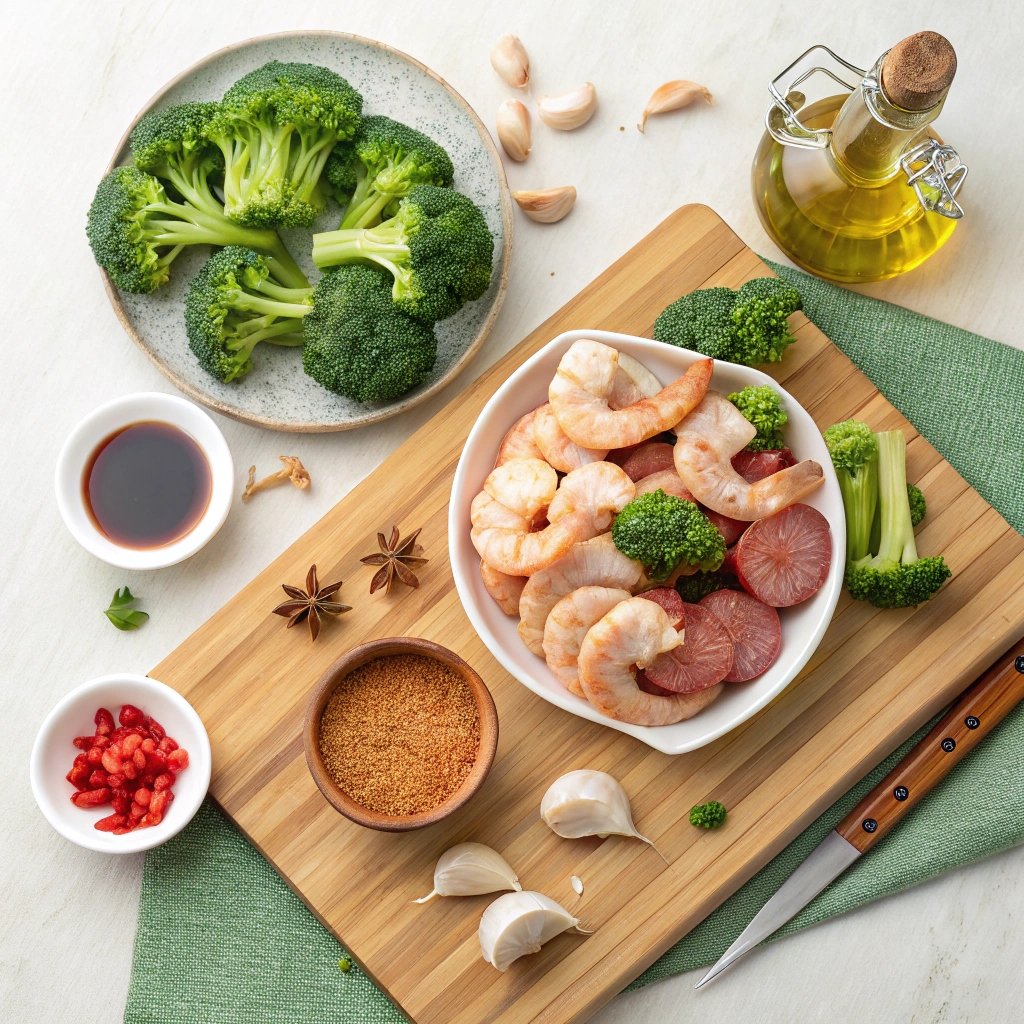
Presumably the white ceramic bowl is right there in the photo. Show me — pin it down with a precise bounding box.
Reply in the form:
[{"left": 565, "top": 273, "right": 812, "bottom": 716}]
[
  {"left": 449, "top": 330, "right": 845, "bottom": 755},
  {"left": 55, "top": 392, "right": 233, "bottom": 569},
  {"left": 30, "top": 674, "right": 211, "bottom": 854}
]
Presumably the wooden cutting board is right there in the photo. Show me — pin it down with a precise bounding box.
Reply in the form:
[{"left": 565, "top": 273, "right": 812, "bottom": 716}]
[{"left": 151, "top": 205, "right": 1024, "bottom": 1023}]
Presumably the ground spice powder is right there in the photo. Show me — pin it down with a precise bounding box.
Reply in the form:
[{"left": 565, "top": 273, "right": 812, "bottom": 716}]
[{"left": 319, "top": 653, "right": 481, "bottom": 816}]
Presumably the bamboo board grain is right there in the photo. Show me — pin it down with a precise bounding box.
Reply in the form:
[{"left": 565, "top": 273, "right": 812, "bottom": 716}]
[{"left": 151, "top": 205, "right": 1024, "bottom": 1024}]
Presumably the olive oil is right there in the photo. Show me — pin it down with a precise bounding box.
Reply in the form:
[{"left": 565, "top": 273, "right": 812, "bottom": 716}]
[{"left": 752, "top": 33, "right": 964, "bottom": 283}]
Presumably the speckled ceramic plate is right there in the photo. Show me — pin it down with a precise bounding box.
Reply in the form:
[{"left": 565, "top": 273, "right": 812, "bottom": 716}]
[{"left": 102, "top": 31, "right": 512, "bottom": 432}]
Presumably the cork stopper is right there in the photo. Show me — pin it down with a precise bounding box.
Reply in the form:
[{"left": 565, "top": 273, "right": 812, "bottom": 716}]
[{"left": 881, "top": 31, "right": 957, "bottom": 110}]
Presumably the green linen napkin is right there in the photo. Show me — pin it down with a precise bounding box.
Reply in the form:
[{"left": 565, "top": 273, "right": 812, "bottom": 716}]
[{"left": 125, "top": 262, "right": 1024, "bottom": 1023}]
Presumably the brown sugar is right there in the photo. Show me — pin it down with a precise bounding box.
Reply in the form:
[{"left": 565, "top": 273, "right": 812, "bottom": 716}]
[{"left": 318, "top": 654, "right": 481, "bottom": 816}]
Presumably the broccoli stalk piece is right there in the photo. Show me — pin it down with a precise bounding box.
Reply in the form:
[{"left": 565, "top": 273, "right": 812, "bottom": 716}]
[
  {"left": 206, "top": 61, "right": 363, "bottom": 228},
  {"left": 612, "top": 489, "right": 726, "bottom": 580},
  {"left": 311, "top": 185, "right": 494, "bottom": 323},
  {"left": 335, "top": 116, "right": 455, "bottom": 229},
  {"left": 653, "top": 277, "right": 802, "bottom": 367},
  {"left": 185, "top": 247, "right": 313, "bottom": 383},
  {"left": 907, "top": 483, "right": 927, "bottom": 527},
  {"left": 823, "top": 419, "right": 879, "bottom": 565},
  {"left": 689, "top": 801, "right": 727, "bottom": 829},
  {"left": 86, "top": 166, "right": 308, "bottom": 294},
  {"left": 728, "top": 385, "right": 788, "bottom": 452},
  {"left": 845, "top": 430, "right": 951, "bottom": 608}
]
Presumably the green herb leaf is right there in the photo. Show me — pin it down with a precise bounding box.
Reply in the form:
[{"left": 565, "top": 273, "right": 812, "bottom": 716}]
[
  {"left": 104, "top": 586, "right": 149, "bottom": 631},
  {"left": 338, "top": 957, "right": 352, "bottom": 974}
]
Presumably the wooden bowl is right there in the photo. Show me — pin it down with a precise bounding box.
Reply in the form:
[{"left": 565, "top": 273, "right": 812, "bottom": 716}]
[{"left": 303, "top": 637, "right": 498, "bottom": 832}]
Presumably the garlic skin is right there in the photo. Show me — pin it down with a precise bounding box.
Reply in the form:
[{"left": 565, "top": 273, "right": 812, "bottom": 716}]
[
  {"left": 496, "top": 100, "right": 532, "bottom": 162},
  {"left": 413, "top": 842, "right": 522, "bottom": 903},
  {"left": 638, "top": 80, "right": 713, "bottom": 133},
  {"left": 490, "top": 35, "right": 530, "bottom": 89},
  {"left": 540, "top": 770, "right": 657, "bottom": 849},
  {"left": 512, "top": 186, "right": 577, "bottom": 224},
  {"left": 537, "top": 83, "right": 598, "bottom": 131},
  {"left": 479, "top": 891, "right": 583, "bottom": 971}
]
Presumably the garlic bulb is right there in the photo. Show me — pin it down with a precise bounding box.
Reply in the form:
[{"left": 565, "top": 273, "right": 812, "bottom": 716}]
[
  {"left": 496, "top": 99, "right": 532, "bottom": 162},
  {"left": 490, "top": 34, "right": 530, "bottom": 89},
  {"left": 413, "top": 842, "right": 521, "bottom": 903},
  {"left": 512, "top": 186, "right": 577, "bottom": 223},
  {"left": 537, "top": 83, "right": 598, "bottom": 130},
  {"left": 479, "top": 890, "right": 586, "bottom": 970},
  {"left": 540, "top": 770, "right": 657, "bottom": 849},
  {"left": 637, "top": 80, "right": 713, "bottom": 133}
]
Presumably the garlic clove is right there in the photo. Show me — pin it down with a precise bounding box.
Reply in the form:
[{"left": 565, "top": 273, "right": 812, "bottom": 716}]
[
  {"left": 479, "top": 891, "right": 585, "bottom": 971},
  {"left": 496, "top": 99, "right": 532, "bottom": 162},
  {"left": 512, "top": 186, "right": 577, "bottom": 224},
  {"left": 540, "top": 770, "right": 659, "bottom": 853},
  {"left": 490, "top": 34, "right": 530, "bottom": 89},
  {"left": 570, "top": 874, "right": 584, "bottom": 896},
  {"left": 638, "top": 80, "right": 713, "bottom": 133},
  {"left": 537, "top": 83, "right": 598, "bottom": 131},
  {"left": 413, "top": 842, "right": 521, "bottom": 903}
]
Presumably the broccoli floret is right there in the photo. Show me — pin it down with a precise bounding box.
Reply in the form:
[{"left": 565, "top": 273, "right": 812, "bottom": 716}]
[
  {"left": 184, "top": 247, "right": 312, "bottom": 383},
  {"left": 311, "top": 185, "right": 493, "bottom": 323},
  {"left": 335, "top": 116, "right": 455, "bottom": 229},
  {"left": 612, "top": 489, "right": 726, "bottom": 580},
  {"left": 845, "top": 430, "right": 951, "bottom": 608},
  {"left": 86, "top": 165, "right": 308, "bottom": 293},
  {"left": 324, "top": 143, "right": 360, "bottom": 204},
  {"left": 303, "top": 266, "right": 437, "bottom": 402},
  {"left": 653, "top": 277, "right": 801, "bottom": 367},
  {"left": 728, "top": 385, "right": 788, "bottom": 452},
  {"left": 908, "top": 483, "right": 926, "bottom": 527},
  {"left": 823, "top": 419, "right": 879, "bottom": 565},
  {"left": 206, "top": 61, "right": 363, "bottom": 228},
  {"left": 130, "top": 102, "right": 222, "bottom": 206},
  {"left": 675, "top": 571, "right": 734, "bottom": 603},
  {"left": 689, "top": 801, "right": 727, "bottom": 829}
]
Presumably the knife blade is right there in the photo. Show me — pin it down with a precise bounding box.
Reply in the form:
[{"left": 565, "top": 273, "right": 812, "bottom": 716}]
[{"left": 696, "top": 643, "right": 1024, "bottom": 990}]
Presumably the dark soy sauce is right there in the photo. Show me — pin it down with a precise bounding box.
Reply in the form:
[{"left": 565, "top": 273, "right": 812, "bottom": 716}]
[{"left": 83, "top": 421, "right": 212, "bottom": 549}]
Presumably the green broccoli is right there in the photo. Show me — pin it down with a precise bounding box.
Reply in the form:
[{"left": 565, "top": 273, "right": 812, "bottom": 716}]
[
  {"left": 184, "top": 247, "right": 313, "bottom": 383},
  {"left": 728, "top": 385, "right": 788, "bottom": 452},
  {"left": 303, "top": 266, "right": 437, "bottom": 403},
  {"left": 86, "top": 165, "right": 308, "bottom": 294},
  {"left": 311, "top": 185, "right": 493, "bottom": 323},
  {"left": 206, "top": 61, "right": 363, "bottom": 228},
  {"left": 689, "top": 801, "right": 727, "bottom": 829},
  {"left": 675, "top": 571, "right": 734, "bottom": 604},
  {"left": 325, "top": 144, "right": 360, "bottom": 204},
  {"left": 845, "top": 430, "right": 951, "bottom": 608},
  {"left": 334, "top": 116, "right": 455, "bottom": 229},
  {"left": 908, "top": 483, "right": 926, "bottom": 527},
  {"left": 612, "top": 489, "right": 726, "bottom": 580},
  {"left": 653, "top": 277, "right": 802, "bottom": 366},
  {"left": 823, "top": 419, "right": 879, "bottom": 565}
]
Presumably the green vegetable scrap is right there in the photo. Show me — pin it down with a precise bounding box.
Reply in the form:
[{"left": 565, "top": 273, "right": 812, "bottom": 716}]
[
  {"left": 337, "top": 957, "right": 352, "bottom": 973},
  {"left": 104, "top": 587, "right": 149, "bottom": 631},
  {"left": 612, "top": 489, "right": 725, "bottom": 581},
  {"left": 653, "top": 277, "right": 802, "bottom": 367},
  {"left": 727, "top": 385, "right": 788, "bottom": 452},
  {"left": 689, "top": 801, "right": 727, "bottom": 829}
]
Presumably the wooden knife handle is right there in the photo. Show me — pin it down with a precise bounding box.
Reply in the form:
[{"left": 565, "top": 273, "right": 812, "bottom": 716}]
[{"left": 836, "top": 646, "right": 1024, "bottom": 853}]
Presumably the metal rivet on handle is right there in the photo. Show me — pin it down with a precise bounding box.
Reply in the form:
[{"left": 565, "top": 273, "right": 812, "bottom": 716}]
[
  {"left": 1015, "top": 655, "right": 1024, "bottom": 674},
  {"left": 965, "top": 716, "right": 980, "bottom": 730},
  {"left": 862, "top": 818, "right": 878, "bottom": 833},
  {"left": 941, "top": 737, "right": 956, "bottom": 752},
  {"left": 894, "top": 786, "right": 909, "bottom": 801}
]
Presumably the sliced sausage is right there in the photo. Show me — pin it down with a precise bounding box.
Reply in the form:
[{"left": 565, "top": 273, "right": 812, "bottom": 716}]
[
  {"left": 701, "top": 505, "right": 748, "bottom": 546},
  {"left": 699, "top": 589, "right": 782, "bottom": 682},
  {"left": 642, "top": 602, "right": 734, "bottom": 693},
  {"left": 634, "top": 469, "right": 695, "bottom": 503},
  {"left": 735, "top": 503, "right": 832, "bottom": 607},
  {"left": 731, "top": 448, "right": 797, "bottom": 483},
  {"left": 619, "top": 442, "right": 676, "bottom": 482},
  {"left": 638, "top": 587, "right": 685, "bottom": 629}
]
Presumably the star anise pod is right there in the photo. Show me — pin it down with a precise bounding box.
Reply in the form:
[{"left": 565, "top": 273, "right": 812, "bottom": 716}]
[
  {"left": 272, "top": 564, "right": 351, "bottom": 642},
  {"left": 360, "top": 526, "right": 428, "bottom": 595}
]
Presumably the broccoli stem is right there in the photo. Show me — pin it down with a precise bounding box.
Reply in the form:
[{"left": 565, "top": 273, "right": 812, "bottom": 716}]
[
  {"left": 311, "top": 230, "right": 408, "bottom": 271},
  {"left": 231, "top": 291, "right": 312, "bottom": 320},
  {"left": 340, "top": 190, "right": 391, "bottom": 230},
  {"left": 838, "top": 455, "right": 878, "bottom": 564},
  {"left": 866, "top": 431, "right": 916, "bottom": 568}
]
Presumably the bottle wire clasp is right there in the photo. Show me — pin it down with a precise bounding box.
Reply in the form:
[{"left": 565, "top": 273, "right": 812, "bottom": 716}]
[{"left": 900, "top": 139, "right": 968, "bottom": 219}]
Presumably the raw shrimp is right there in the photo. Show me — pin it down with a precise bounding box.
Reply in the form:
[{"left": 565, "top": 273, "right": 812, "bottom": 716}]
[
  {"left": 533, "top": 404, "right": 608, "bottom": 473},
  {"left": 549, "top": 340, "right": 712, "bottom": 449},
  {"left": 578, "top": 598, "right": 724, "bottom": 726},
  {"left": 546, "top": 462, "right": 636, "bottom": 531},
  {"left": 518, "top": 533, "right": 644, "bottom": 655},
  {"left": 483, "top": 458, "right": 557, "bottom": 519},
  {"left": 496, "top": 408, "right": 546, "bottom": 465},
  {"left": 543, "top": 586, "right": 632, "bottom": 696},
  {"left": 609, "top": 353, "right": 661, "bottom": 408},
  {"left": 480, "top": 562, "right": 527, "bottom": 616},
  {"left": 673, "top": 393, "right": 823, "bottom": 521},
  {"left": 472, "top": 491, "right": 591, "bottom": 576},
  {"left": 633, "top": 469, "right": 694, "bottom": 502}
]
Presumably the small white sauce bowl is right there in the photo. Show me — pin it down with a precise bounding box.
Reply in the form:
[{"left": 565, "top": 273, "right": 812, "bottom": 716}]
[
  {"left": 55, "top": 392, "right": 233, "bottom": 570},
  {"left": 30, "top": 674, "right": 211, "bottom": 854}
]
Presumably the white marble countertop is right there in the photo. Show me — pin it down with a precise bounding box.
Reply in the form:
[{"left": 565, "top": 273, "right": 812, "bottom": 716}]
[{"left": 2, "top": 1, "right": 1021, "bottom": 1021}]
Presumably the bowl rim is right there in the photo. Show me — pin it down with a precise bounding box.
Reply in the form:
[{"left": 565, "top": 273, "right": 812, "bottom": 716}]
[
  {"left": 54, "top": 391, "right": 234, "bottom": 570},
  {"left": 303, "top": 637, "right": 499, "bottom": 831},
  {"left": 448, "top": 329, "right": 845, "bottom": 756},
  {"left": 98, "top": 29, "right": 514, "bottom": 434},
  {"left": 29, "top": 673, "right": 212, "bottom": 854}
]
